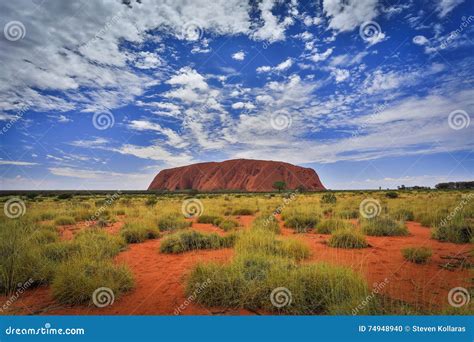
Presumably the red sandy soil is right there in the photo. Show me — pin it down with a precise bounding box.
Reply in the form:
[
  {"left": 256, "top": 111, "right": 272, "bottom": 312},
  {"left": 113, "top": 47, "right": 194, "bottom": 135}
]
[
  {"left": 148, "top": 159, "right": 326, "bottom": 191},
  {"left": 2, "top": 215, "right": 471, "bottom": 315}
]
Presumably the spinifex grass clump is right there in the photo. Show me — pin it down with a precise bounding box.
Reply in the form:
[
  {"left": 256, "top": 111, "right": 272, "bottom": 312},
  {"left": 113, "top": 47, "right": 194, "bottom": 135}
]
[
  {"left": 0, "top": 218, "right": 55, "bottom": 294},
  {"left": 391, "top": 208, "right": 415, "bottom": 221},
  {"left": 159, "top": 230, "right": 236, "bottom": 254},
  {"left": 218, "top": 219, "right": 240, "bottom": 231},
  {"left": 252, "top": 215, "right": 281, "bottom": 234},
  {"left": 361, "top": 217, "right": 408, "bottom": 236},
  {"left": 431, "top": 220, "right": 472, "bottom": 244},
  {"left": 51, "top": 257, "right": 134, "bottom": 305},
  {"left": 54, "top": 216, "right": 76, "bottom": 225},
  {"left": 402, "top": 247, "right": 432, "bottom": 264},
  {"left": 336, "top": 209, "right": 359, "bottom": 219},
  {"left": 283, "top": 214, "right": 318, "bottom": 233},
  {"left": 327, "top": 229, "right": 368, "bottom": 249},
  {"left": 121, "top": 221, "right": 160, "bottom": 243},
  {"left": 197, "top": 215, "right": 223, "bottom": 225},
  {"left": 232, "top": 208, "right": 255, "bottom": 215},
  {"left": 187, "top": 256, "right": 371, "bottom": 314},
  {"left": 157, "top": 214, "right": 191, "bottom": 231},
  {"left": 315, "top": 219, "right": 352, "bottom": 234}
]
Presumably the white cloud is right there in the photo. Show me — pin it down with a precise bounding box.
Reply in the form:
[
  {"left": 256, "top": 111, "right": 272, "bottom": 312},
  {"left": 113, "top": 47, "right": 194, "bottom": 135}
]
[
  {"left": 127, "top": 120, "right": 188, "bottom": 147},
  {"left": 436, "top": 0, "right": 464, "bottom": 17},
  {"left": 252, "top": 0, "right": 293, "bottom": 42},
  {"left": 256, "top": 65, "right": 272, "bottom": 73},
  {"left": 256, "top": 58, "right": 293, "bottom": 73},
  {"left": 133, "top": 51, "right": 163, "bottom": 69},
  {"left": 323, "top": 0, "right": 379, "bottom": 32},
  {"left": 310, "top": 48, "right": 334, "bottom": 62},
  {"left": 331, "top": 69, "right": 350, "bottom": 83},
  {"left": 232, "top": 51, "right": 246, "bottom": 61},
  {"left": 231, "top": 102, "right": 255, "bottom": 110},
  {"left": 0, "top": 160, "right": 38, "bottom": 166},
  {"left": 413, "top": 35, "right": 429, "bottom": 45}
]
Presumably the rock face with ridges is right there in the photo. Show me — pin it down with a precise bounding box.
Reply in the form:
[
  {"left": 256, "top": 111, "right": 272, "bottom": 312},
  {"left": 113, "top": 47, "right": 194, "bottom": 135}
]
[{"left": 147, "top": 159, "right": 326, "bottom": 191}]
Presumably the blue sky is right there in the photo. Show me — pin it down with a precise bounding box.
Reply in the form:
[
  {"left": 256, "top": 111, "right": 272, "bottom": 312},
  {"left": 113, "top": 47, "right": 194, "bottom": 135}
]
[{"left": 0, "top": 0, "right": 473, "bottom": 190}]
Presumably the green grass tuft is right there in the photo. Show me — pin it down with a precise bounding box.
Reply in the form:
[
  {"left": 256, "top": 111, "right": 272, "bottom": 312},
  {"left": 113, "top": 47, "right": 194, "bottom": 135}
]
[
  {"left": 402, "top": 247, "right": 432, "bottom": 264},
  {"left": 327, "top": 229, "right": 368, "bottom": 249}
]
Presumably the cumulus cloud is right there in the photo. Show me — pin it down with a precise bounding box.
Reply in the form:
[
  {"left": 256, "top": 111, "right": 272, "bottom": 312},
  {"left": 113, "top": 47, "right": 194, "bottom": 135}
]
[
  {"left": 232, "top": 51, "right": 246, "bottom": 61},
  {"left": 323, "top": 0, "right": 379, "bottom": 32}
]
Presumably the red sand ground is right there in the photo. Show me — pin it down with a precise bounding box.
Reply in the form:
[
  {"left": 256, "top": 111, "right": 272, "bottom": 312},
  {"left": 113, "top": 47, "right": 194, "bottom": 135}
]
[{"left": 2, "top": 215, "right": 471, "bottom": 315}]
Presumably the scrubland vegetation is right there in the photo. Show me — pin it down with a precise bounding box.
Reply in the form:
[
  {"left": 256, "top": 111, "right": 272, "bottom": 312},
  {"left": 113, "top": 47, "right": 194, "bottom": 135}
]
[{"left": 0, "top": 189, "right": 472, "bottom": 314}]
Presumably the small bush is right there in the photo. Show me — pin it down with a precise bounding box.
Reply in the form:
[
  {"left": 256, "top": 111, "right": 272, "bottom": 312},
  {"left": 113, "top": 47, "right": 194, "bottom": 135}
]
[
  {"left": 321, "top": 192, "right": 337, "bottom": 204},
  {"left": 361, "top": 217, "right": 408, "bottom": 236},
  {"left": 392, "top": 208, "right": 414, "bottom": 221},
  {"left": 57, "top": 194, "right": 73, "bottom": 200},
  {"left": 432, "top": 221, "right": 472, "bottom": 244},
  {"left": 315, "top": 219, "right": 352, "bottom": 234},
  {"left": 402, "top": 247, "right": 432, "bottom": 264},
  {"left": 51, "top": 258, "right": 133, "bottom": 305},
  {"left": 252, "top": 216, "right": 281, "bottom": 234},
  {"left": 121, "top": 222, "right": 160, "bottom": 244},
  {"left": 197, "top": 215, "right": 223, "bottom": 225},
  {"left": 337, "top": 209, "right": 359, "bottom": 219},
  {"left": 54, "top": 216, "right": 76, "bottom": 225},
  {"left": 74, "top": 229, "right": 126, "bottom": 259},
  {"left": 31, "top": 229, "right": 59, "bottom": 244},
  {"left": 218, "top": 219, "right": 240, "bottom": 231},
  {"left": 160, "top": 230, "right": 236, "bottom": 254},
  {"left": 42, "top": 242, "right": 81, "bottom": 262},
  {"left": 385, "top": 191, "right": 399, "bottom": 198},
  {"left": 145, "top": 197, "right": 157, "bottom": 207},
  {"left": 232, "top": 208, "right": 255, "bottom": 215},
  {"left": 157, "top": 215, "right": 191, "bottom": 231},
  {"left": 39, "top": 211, "right": 56, "bottom": 221},
  {"left": 284, "top": 214, "right": 318, "bottom": 232},
  {"left": 328, "top": 229, "right": 368, "bottom": 249}
]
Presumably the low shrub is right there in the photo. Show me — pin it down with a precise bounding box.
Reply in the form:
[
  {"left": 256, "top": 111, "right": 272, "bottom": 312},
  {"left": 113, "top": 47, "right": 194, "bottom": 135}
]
[
  {"left": 39, "top": 211, "right": 56, "bottom": 221},
  {"left": 385, "top": 191, "right": 399, "bottom": 198},
  {"left": 232, "top": 208, "right": 255, "bottom": 215},
  {"left": 315, "top": 219, "right": 352, "bottom": 234},
  {"left": 336, "top": 209, "right": 359, "bottom": 219},
  {"left": 197, "top": 215, "right": 223, "bottom": 225},
  {"left": 121, "top": 222, "right": 160, "bottom": 244},
  {"left": 51, "top": 258, "right": 133, "bottom": 305},
  {"left": 54, "top": 216, "right": 76, "bottom": 225},
  {"left": 432, "top": 221, "right": 472, "bottom": 244},
  {"left": 74, "top": 229, "right": 126, "bottom": 259},
  {"left": 328, "top": 229, "right": 368, "bottom": 249},
  {"left": 186, "top": 260, "right": 370, "bottom": 314},
  {"left": 218, "top": 219, "right": 240, "bottom": 231},
  {"left": 42, "top": 241, "right": 81, "bottom": 262},
  {"left": 31, "top": 229, "right": 59, "bottom": 244},
  {"left": 361, "top": 217, "right": 408, "bottom": 236},
  {"left": 402, "top": 247, "right": 432, "bottom": 264},
  {"left": 160, "top": 230, "right": 236, "bottom": 254},
  {"left": 392, "top": 208, "right": 414, "bottom": 221},
  {"left": 157, "top": 215, "right": 191, "bottom": 231},
  {"left": 284, "top": 214, "right": 318, "bottom": 233},
  {"left": 321, "top": 192, "right": 337, "bottom": 204},
  {"left": 252, "top": 216, "right": 281, "bottom": 234},
  {"left": 145, "top": 197, "right": 157, "bottom": 207}
]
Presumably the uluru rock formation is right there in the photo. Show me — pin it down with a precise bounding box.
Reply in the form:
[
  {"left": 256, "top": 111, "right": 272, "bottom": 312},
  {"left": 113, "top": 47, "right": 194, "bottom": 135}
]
[{"left": 148, "top": 159, "right": 326, "bottom": 192}]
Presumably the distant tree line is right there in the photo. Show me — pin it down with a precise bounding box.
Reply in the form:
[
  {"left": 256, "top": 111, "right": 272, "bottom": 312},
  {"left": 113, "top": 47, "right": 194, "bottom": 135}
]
[{"left": 435, "top": 181, "right": 474, "bottom": 189}]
